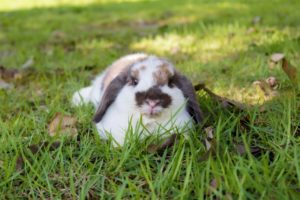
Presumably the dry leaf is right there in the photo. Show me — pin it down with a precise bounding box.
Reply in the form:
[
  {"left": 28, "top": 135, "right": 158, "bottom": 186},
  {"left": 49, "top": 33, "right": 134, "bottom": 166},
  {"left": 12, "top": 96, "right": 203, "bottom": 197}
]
[
  {"left": 246, "top": 27, "right": 256, "bottom": 34},
  {"left": 269, "top": 53, "right": 298, "bottom": 86},
  {"left": 0, "top": 66, "right": 20, "bottom": 80},
  {"left": 270, "top": 53, "right": 285, "bottom": 63},
  {"left": 21, "top": 57, "right": 34, "bottom": 69},
  {"left": 0, "top": 79, "right": 13, "bottom": 89},
  {"left": 253, "top": 80, "right": 273, "bottom": 97},
  {"left": 210, "top": 178, "right": 218, "bottom": 190},
  {"left": 235, "top": 144, "right": 246, "bottom": 155},
  {"left": 252, "top": 16, "right": 261, "bottom": 25},
  {"left": 16, "top": 155, "right": 24, "bottom": 172},
  {"left": 208, "top": 178, "right": 219, "bottom": 196},
  {"left": 51, "top": 30, "right": 66, "bottom": 40},
  {"left": 204, "top": 126, "right": 215, "bottom": 151},
  {"left": 48, "top": 113, "right": 78, "bottom": 138},
  {"left": 282, "top": 58, "right": 298, "bottom": 86},
  {"left": 265, "top": 76, "right": 278, "bottom": 89},
  {"left": 147, "top": 134, "right": 177, "bottom": 154},
  {"left": 235, "top": 143, "right": 263, "bottom": 157}
]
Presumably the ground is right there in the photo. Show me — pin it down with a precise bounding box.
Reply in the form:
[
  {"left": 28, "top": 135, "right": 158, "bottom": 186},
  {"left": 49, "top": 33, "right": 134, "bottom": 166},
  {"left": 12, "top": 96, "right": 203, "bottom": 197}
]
[{"left": 0, "top": 0, "right": 300, "bottom": 199}]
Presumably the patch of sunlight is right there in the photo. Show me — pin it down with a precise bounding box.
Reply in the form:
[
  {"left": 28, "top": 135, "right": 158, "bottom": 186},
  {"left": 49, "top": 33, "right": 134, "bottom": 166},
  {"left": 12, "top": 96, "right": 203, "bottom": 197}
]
[
  {"left": 0, "top": 0, "right": 145, "bottom": 11},
  {"left": 214, "top": 85, "right": 274, "bottom": 105},
  {"left": 217, "top": 1, "right": 248, "bottom": 10},
  {"left": 132, "top": 22, "right": 294, "bottom": 65},
  {"left": 131, "top": 33, "right": 197, "bottom": 55},
  {"left": 202, "top": 40, "right": 221, "bottom": 51},
  {"left": 76, "top": 39, "right": 114, "bottom": 53}
]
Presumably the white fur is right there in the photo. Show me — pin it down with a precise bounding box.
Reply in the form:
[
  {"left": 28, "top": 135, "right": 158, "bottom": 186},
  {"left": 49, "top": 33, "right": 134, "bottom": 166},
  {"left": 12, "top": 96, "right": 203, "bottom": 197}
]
[{"left": 72, "top": 53, "right": 193, "bottom": 146}]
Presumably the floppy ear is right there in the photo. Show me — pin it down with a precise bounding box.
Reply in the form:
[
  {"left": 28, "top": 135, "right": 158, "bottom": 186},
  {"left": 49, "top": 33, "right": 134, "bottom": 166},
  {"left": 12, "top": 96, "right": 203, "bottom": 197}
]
[
  {"left": 93, "top": 73, "right": 127, "bottom": 123},
  {"left": 173, "top": 72, "right": 203, "bottom": 124}
]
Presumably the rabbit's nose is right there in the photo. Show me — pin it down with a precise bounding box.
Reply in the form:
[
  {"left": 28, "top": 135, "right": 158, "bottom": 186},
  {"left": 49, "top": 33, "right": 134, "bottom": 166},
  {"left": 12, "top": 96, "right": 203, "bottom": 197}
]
[{"left": 146, "top": 99, "right": 160, "bottom": 107}]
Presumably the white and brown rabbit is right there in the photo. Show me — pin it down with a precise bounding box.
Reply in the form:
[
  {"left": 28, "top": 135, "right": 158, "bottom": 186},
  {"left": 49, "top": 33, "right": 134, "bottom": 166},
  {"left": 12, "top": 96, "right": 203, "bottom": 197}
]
[{"left": 72, "top": 53, "right": 202, "bottom": 146}]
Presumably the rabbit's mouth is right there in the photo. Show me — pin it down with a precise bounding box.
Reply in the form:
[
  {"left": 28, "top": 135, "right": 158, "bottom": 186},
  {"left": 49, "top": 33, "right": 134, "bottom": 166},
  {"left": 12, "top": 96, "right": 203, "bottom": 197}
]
[{"left": 140, "top": 105, "right": 163, "bottom": 118}]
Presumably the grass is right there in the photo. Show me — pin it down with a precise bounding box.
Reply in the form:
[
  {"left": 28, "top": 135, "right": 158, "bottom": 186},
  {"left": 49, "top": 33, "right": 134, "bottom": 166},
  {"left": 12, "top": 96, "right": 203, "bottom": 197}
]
[{"left": 0, "top": 0, "right": 300, "bottom": 199}]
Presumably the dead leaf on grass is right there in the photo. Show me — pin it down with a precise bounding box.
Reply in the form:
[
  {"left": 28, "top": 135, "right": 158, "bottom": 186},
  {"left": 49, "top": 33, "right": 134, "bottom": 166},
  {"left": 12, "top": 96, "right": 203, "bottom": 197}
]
[
  {"left": 270, "top": 53, "right": 298, "bottom": 87},
  {"left": 208, "top": 178, "right": 218, "bottom": 195},
  {"left": 235, "top": 144, "right": 246, "bottom": 155},
  {"left": 0, "top": 66, "right": 20, "bottom": 80},
  {"left": 147, "top": 134, "right": 177, "bottom": 154},
  {"left": 265, "top": 76, "right": 278, "bottom": 89},
  {"left": 235, "top": 143, "right": 263, "bottom": 157},
  {"left": 51, "top": 30, "right": 67, "bottom": 40},
  {"left": 253, "top": 80, "right": 278, "bottom": 98},
  {"left": 0, "top": 79, "right": 13, "bottom": 90},
  {"left": 16, "top": 155, "right": 24, "bottom": 172},
  {"left": 246, "top": 27, "right": 256, "bottom": 34},
  {"left": 48, "top": 113, "right": 78, "bottom": 138},
  {"left": 252, "top": 16, "right": 262, "bottom": 25},
  {"left": 21, "top": 57, "right": 34, "bottom": 69},
  {"left": 198, "top": 126, "right": 217, "bottom": 162},
  {"left": 204, "top": 126, "right": 214, "bottom": 151},
  {"left": 270, "top": 53, "right": 285, "bottom": 63},
  {"left": 282, "top": 58, "right": 298, "bottom": 86}
]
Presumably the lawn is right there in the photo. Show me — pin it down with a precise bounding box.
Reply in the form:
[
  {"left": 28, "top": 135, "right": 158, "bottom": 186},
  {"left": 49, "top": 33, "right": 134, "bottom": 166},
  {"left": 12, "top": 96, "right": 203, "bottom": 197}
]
[{"left": 0, "top": 0, "right": 300, "bottom": 199}]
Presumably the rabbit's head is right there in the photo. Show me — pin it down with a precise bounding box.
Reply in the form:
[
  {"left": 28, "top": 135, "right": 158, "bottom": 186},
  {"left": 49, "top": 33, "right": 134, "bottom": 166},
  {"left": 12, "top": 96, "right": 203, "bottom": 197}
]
[{"left": 93, "top": 55, "right": 202, "bottom": 124}]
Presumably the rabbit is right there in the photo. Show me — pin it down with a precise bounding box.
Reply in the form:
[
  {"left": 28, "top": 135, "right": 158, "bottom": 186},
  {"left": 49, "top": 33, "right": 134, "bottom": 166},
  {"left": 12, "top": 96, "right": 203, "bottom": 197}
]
[{"left": 72, "top": 53, "right": 202, "bottom": 146}]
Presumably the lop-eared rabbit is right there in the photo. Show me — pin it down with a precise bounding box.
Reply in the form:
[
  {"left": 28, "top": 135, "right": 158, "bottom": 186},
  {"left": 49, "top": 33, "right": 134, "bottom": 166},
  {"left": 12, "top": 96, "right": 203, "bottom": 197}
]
[{"left": 73, "top": 53, "right": 202, "bottom": 146}]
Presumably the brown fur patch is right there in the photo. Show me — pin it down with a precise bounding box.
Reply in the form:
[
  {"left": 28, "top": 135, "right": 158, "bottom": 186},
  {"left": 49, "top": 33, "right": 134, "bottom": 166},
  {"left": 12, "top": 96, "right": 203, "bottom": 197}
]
[
  {"left": 131, "top": 69, "right": 139, "bottom": 79},
  {"left": 153, "top": 63, "right": 173, "bottom": 85},
  {"left": 102, "top": 55, "right": 148, "bottom": 90}
]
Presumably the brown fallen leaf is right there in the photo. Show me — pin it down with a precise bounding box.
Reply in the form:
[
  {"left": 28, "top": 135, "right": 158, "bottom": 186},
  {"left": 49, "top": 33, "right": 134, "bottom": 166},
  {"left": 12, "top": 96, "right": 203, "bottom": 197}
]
[
  {"left": 270, "top": 53, "right": 285, "bottom": 63},
  {"left": 48, "top": 113, "right": 78, "bottom": 138},
  {"left": 0, "top": 66, "right": 20, "bottom": 80},
  {"left": 235, "top": 144, "right": 246, "bottom": 155},
  {"left": 21, "top": 57, "right": 34, "bottom": 69},
  {"left": 235, "top": 143, "right": 263, "bottom": 157},
  {"left": 51, "top": 30, "right": 67, "bottom": 40},
  {"left": 16, "top": 155, "right": 24, "bottom": 172},
  {"left": 246, "top": 27, "right": 256, "bottom": 34},
  {"left": 282, "top": 58, "right": 298, "bottom": 87},
  {"left": 253, "top": 80, "right": 277, "bottom": 98},
  {"left": 198, "top": 126, "right": 217, "bottom": 162},
  {"left": 239, "top": 114, "right": 251, "bottom": 131},
  {"left": 265, "top": 76, "right": 278, "bottom": 89},
  {"left": 252, "top": 16, "right": 261, "bottom": 25},
  {"left": 204, "top": 126, "right": 214, "bottom": 151},
  {"left": 0, "top": 79, "right": 13, "bottom": 89},
  {"left": 269, "top": 54, "right": 298, "bottom": 87},
  {"left": 208, "top": 178, "right": 218, "bottom": 195},
  {"left": 147, "top": 134, "right": 177, "bottom": 154}
]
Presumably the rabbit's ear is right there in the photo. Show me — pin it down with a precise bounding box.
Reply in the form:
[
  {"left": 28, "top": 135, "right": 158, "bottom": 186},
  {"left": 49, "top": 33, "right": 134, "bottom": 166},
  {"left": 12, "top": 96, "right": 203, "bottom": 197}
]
[
  {"left": 93, "top": 73, "right": 127, "bottom": 123},
  {"left": 173, "top": 72, "right": 203, "bottom": 124}
]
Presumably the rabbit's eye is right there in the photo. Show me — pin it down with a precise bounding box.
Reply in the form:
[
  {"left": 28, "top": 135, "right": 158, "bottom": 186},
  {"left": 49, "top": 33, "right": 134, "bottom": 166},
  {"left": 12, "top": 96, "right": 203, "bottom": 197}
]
[
  {"left": 168, "top": 77, "right": 175, "bottom": 87},
  {"left": 130, "top": 78, "right": 139, "bottom": 86}
]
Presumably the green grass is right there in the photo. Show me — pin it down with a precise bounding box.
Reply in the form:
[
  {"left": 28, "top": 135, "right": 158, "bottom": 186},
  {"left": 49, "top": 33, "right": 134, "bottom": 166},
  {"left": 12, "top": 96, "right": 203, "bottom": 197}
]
[{"left": 0, "top": 0, "right": 300, "bottom": 199}]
